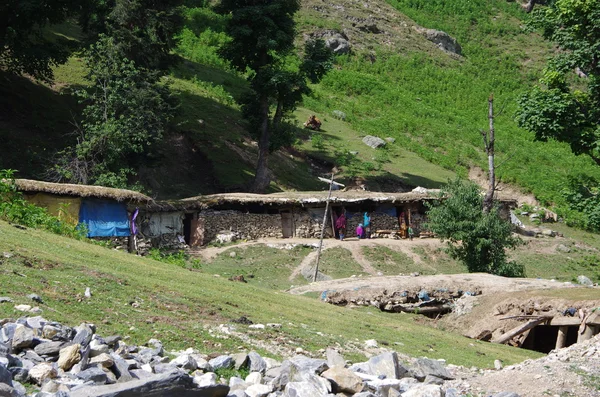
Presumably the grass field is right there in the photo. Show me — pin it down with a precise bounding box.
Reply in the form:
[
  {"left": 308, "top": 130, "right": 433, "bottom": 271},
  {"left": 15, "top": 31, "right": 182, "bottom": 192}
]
[{"left": 0, "top": 220, "right": 543, "bottom": 367}]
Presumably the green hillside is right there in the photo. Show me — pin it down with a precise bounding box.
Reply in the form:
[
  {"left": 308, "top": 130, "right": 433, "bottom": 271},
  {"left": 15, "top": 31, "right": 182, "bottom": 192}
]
[
  {"left": 2, "top": 0, "right": 600, "bottom": 210},
  {"left": 0, "top": 219, "right": 541, "bottom": 367}
]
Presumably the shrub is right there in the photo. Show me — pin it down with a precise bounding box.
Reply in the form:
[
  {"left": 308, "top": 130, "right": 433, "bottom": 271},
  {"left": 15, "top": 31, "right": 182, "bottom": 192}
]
[
  {"left": 425, "top": 178, "right": 524, "bottom": 277},
  {"left": 0, "top": 169, "right": 86, "bottom": 239}
]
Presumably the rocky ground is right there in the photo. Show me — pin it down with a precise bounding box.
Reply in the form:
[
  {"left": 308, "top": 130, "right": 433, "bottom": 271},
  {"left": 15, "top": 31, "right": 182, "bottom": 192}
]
[{"left": 1, "top": 316, "right": 599, "bottom": 397}]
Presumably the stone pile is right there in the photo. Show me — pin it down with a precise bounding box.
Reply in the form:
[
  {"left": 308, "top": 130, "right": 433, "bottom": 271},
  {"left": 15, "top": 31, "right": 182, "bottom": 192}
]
[{"left": 0, "top": 317, "right": 522, "bottom": 397}]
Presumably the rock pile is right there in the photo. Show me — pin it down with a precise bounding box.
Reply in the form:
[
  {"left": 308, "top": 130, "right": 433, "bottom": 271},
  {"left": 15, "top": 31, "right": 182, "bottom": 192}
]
[{"left": 0, "top": 317, "right": 526, "bottom": 397}]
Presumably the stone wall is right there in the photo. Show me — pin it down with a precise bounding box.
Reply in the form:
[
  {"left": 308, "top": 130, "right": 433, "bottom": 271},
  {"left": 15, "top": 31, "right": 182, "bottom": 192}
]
[{"left": 199, "top": 210, "right": 283, "bottom": 244}]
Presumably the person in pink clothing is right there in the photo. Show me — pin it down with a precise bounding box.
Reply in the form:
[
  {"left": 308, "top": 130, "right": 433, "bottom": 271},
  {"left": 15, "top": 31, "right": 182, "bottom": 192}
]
[{"left": 356, "top": 223, "right": 364, "bottom": 239}]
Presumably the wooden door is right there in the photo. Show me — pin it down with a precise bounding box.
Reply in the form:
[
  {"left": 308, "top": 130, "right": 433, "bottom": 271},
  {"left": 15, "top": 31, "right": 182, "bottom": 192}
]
[{"left": 281, "top": 210, "right": 293, "bottom": 238}]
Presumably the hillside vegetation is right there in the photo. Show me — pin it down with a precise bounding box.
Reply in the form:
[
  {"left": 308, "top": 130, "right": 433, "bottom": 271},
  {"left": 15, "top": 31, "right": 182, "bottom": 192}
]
[
  {"left": 2, "top": 0, "right": 600, "bottom": 214},
  {"left": 0, "top": 220, "right": 541, "bottom": 367}
]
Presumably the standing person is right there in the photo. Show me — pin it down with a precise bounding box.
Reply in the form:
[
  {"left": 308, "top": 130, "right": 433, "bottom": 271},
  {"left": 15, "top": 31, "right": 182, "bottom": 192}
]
[
  {"left": 335, "top": 211, "right": 347, "bottom": 241},
  {"left": 356, "top": 223, "right": 364, "bottom": 240},
  {"left": 408, "top": 225, "right": 414, "bottom": 241},
  {"left": 363, "top": 211, "right": 371, "bottom": 239}
]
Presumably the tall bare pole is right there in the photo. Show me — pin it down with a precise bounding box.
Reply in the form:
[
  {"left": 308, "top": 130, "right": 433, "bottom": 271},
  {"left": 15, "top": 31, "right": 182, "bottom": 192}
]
[
  {"left": 482, "top": 94, "right": 495, "bottom": 213},
  {"left": 314, "top": 173, "right": 335, "bottom": 282}
]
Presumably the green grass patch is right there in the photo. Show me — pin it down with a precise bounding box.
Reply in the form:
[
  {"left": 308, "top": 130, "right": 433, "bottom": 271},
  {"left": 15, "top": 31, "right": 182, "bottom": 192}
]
[
  {"left": 362, "top": 246, "right": 417, "bottom": 275},
  {"left": 0, "top": 220, "right": 543, "bottom": 367},
  {"left": 318, "top": 247, "right": 363, "bottom": 278},
  {"left": 202, "top": 245, "right": 312, "bottom": 290}
]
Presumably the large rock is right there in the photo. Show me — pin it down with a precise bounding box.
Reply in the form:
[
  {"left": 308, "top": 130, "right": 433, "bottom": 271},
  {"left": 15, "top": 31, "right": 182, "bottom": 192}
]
[
  {"left": 367, "top": 352, "right": 408, "bottom": 379},
  {"left": 11, "top": 325, "right": 34, "bottom": 351},
  {"left": 28, "top": 362, "right": 58, "bottom": 385},
  {"left": 90, "top": 353, "right": 114, "bottom": 368},
  {"left": 172, "top": 354, "right": 198, "bottom": 372},
  {"left": 362, "top": 135, "right": 387, "bottom": 149},
  {"left": 247, "top": 352, "right": 266, "bottom": 374},
  {"left": 72, "top": 324, "right": 94, "bottom": 347},
  {"left": 325, "top": 348, "right": 345, "bottom": 368},
  {"left": 34, "top": 341, "right": 64, "bottom": 356},
  {"left": 401, "top": 383, "right": 443, "bottom": 397},
  {"left": 70, "top": 370, "right": 230, "bottom": 397},
  {"left": 420, "top": 29, "right": 461, "bottom": 55},
  {"left": 8, "top": 367, "right": 28, "bottom": 383},
  {"left": 323, "top": 32, "right": 351, "bottom": 54},
  {"left": 411, "top": 358, "right": 453, "bottom": 381},
  {"left": 58, "top": 344, "right": 81, "bottom": 371},
  {"left": 42, "top": 323, "right": 73, "bottom": 341},
  {"left": 0, "top": 363, "right": 12, "bottom": 386},
  {"left": 289, "top": 355, "right": 328, "bottom": 375},
  {"left": 283, "top": 380, "right": 325, "bottom": 397},
  {"left": 0, "top": 342, "right": 8, "bottom": 357},
  {"left": 577, "top": 275, "right": 593, "bottom": 286},
  {"left": 77, "top": 366, "right": 108, "bottom": 385},
  {"left": 321, "top": 366, "right": 364, "bottom": 394},
  {"left": 245, "top": 383, "right": 272, "bottom": 397},
  {"left": 208, "top": 355, "right": 233, "bottom": 370},
  {"left": 0, "top": 383, "right": 19, "bottom": 397}
]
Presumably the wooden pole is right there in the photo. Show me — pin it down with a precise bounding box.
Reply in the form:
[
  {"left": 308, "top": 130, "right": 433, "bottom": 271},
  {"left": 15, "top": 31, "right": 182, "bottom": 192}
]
[
  {"left": 491, "top": 318, "right": 546, "bottom": 344},
  {"left": 482, "top": 94, "right": 496, "bottom": 213},
  {"left": 555, "top": 326, "right": 568, "bottom": 349},
  {"left": 314, "top": 174, "right": 335, "bottom": 282}
]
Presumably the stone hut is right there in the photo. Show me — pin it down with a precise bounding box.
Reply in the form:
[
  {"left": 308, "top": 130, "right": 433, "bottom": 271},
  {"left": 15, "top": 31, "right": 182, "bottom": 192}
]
[{"left": 144, "top": 190, "right": 456, "bottom": 247}]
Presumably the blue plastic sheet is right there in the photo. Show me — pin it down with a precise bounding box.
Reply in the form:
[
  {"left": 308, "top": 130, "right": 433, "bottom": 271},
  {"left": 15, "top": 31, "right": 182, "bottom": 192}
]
[{"left": 79, "top": 199, "right": 130, "bottom": 237}]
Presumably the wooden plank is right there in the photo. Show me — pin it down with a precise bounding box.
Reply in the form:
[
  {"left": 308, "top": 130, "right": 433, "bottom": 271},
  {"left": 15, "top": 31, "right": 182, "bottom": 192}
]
[{"left": 491, "top": 318, "right": 547, "bottom": 344}]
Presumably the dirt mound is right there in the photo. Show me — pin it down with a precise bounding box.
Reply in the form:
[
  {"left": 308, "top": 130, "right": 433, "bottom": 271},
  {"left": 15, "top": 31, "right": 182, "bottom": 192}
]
[{"left": 448, "top": 333, "right": 600, "bottom": 397}]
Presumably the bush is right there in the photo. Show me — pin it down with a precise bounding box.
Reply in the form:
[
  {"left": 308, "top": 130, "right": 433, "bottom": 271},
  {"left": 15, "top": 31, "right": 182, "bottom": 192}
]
[
  {"left": 425, "top": 178, "right": 524, "bottom": 277},
  {"left": 148, "top": 248, "right": 202, "bottom": 269},
  {"left": 0, "top": 169, "right": 86, "bottom": 239}
]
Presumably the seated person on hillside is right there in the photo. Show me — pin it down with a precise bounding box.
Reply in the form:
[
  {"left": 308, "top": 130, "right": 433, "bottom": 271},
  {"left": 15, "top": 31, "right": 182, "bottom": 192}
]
[{"left": 303, "top": 115, "right": 322, "bottom": 131}]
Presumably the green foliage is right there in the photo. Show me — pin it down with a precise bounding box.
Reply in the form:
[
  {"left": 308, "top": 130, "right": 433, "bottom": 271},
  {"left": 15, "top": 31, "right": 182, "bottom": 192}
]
[
  {"left": 425, "top": 179, "right": 524, "bottom": 277},
  {"left": 148, "top": 248, "right": 202, "bottom": 269},
  {"left": 0, "top": 0, "right": 81, "bottom": 81},
  {"left": 557, "top": 175, "right": 600, "bottom": 232},
  {"left": 55, "top": 36, "right": 177, "bottom": 188},
  {"left": 516, "top": 0, "right": 600, "bottom": 163},
  {"left": 311, "top": 133, "right": 325, "bottom": 150},
  {"left": 80, "top": 0, "right": 184, "bottom": 71},
  {"left": 0, "top": 169, "right": 86, "bottom": 239}
]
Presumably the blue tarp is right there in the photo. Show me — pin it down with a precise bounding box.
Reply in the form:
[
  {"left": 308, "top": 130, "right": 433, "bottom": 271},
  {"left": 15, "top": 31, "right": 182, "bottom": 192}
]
[{"left": 79, "top": 199, "right": 130, "bottom": 238}]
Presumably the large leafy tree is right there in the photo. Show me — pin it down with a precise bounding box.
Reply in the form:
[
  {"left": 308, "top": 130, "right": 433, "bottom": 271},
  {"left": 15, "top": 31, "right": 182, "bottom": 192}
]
[
  {"left": 80, "top": 0, "right": 183, "bottom": 71},
  {"left": 218, "top": 0, "right": 331, "bottom": 193},
  {"left": 0, "top": 0, "right": 82, "bottom": 80},
  {"left": 426, "top": 179, "right": 524, "bottom": 277},
  {"left": 54, "top": 36, "right": 177, "bottom": 188},
  {"left": 516, "top": 0, "right": 600, "bottom": 164}
]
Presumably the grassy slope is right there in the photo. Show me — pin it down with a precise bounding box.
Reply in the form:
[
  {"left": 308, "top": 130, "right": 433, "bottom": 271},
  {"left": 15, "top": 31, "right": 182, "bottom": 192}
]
[
  {"left": 0, "top": 220, "right": 541, "bottom": 367},
  {"left": 4, "top": 0, "right": 600, "bottom": 207}
]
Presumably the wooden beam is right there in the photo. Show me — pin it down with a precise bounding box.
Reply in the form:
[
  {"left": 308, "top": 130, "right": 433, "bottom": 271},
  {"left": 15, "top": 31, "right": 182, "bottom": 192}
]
[
  {"left": 555, "top": 326, "right": 568, "bottom": 349},
  {"left": 491, "top": 318, "right": 547, "bottom": 344}
]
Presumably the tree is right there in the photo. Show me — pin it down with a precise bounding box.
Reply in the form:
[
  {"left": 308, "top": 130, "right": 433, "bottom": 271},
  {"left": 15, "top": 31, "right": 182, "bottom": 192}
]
[
  {"left": 217, "top": 0, "right": 332, "bottom": 193},
  {"left": 516, "top": 0, "right": 600, "bottom": 165},
  {"left": 80, "top": 0, "right": 184, "bottom": 71},
  {"left": 53, "top": 36, "right": 177, "bottom": 188},
  {"left": 425, "top": 179, "right": 524, "bottom": 277},
  {"left": 0, "top": 0, "right": 82, "bottom": 80}
]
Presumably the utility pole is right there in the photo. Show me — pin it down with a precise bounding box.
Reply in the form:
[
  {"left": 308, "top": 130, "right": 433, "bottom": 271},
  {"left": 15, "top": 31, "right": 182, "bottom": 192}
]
[{"left": 314, "top": 174, "right": 344, "bottom": 282}]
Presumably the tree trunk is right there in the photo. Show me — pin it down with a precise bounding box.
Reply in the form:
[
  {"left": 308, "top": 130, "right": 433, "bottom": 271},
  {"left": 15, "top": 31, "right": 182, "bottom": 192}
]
[
  {"left": 482, "top": 94, "right": 495, "bottom": 213},
  {"left": 524, "top": 0, "right": 537, "bottom": 13},
  {"left": 273, "top": 98, "right": 284, "bottom": 131},
  {"left": 251, "top": 94, "right": 271, "bottom": 193}
]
